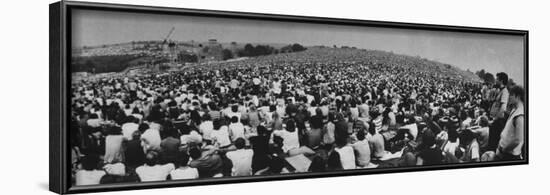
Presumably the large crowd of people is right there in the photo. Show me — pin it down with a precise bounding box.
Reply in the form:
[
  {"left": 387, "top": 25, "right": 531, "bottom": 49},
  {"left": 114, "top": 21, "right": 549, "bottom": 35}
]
[{"left": 69, "top": 47, "right": 525, "bottom": 186}]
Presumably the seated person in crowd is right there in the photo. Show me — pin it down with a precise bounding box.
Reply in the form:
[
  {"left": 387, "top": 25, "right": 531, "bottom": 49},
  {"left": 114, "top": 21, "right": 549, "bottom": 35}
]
[
  {"left": 121, "top": 116, "right": 139, "bottom": 140},
  {"left": 469, "top": 116, "right": 490, "bottom": 153},
  {"left": 140, "top": 126, "right": 162, "bottom": 153},
  {"left": 124, "top": 131, "right": 146, "bottom": 170},
  {"left": 170, "top": 152, "right": 199, "bottom": 180},
  {"left": 226, "top": 138, "right": 254, "bottom": 176},
  {"left": 228, "top": 116, "right": 246, "bottom": 141},
  {"left": 458, "top": 130, "right": 480, "bottom": 163},
  {"left": 249, "top": 126, "right": 272, "bottom": 173},
  {"left": 188, "top": 146, "right": 224, "bottom": 178},
  {"left": 211, "top": 120, "right": 232, "bottom": 149},
  {"left": 135, "top": 150, "right": 175, "bottom": 182},
  {"left": 75, "top": 155, "right": 106, "bottom": 186},
  {"left": 104, "top": 126, "right": 125, "bottom": 164},
  {"left": 334, "top": 140, "right": 356, "bottom": 170},
  {"left": 272, "top": 119, "right": 315, "bottom": 157},
  {"left": 199, "top": 114, "right": 214, "bottom": 145},
  {"left": 160, "top": 127, "right": 182, "bottom": 164},
  {"left": 416, "top": 130, "right": 444, "bottom": 166},
  {"left": 351, "top": 129, "right": 371, "bottom": 167}
]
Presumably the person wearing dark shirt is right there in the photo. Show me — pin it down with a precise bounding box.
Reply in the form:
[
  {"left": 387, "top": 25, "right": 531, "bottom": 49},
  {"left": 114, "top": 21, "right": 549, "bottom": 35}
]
[
  {"left": 307, "top": 108, "right": 324, "bottom": 149},
  {"left": 81, "top": 127, "right": 105, "bottom": 156},
  {"left": 334, "top": 113, "right": 349, "bottom": 146},
  {"left": 249, "top": 126, "right": 271, "bottom": 173},
  {"left": 160, "top": 128, "right": 181, "bottom": 164},
  {"left": 188, "top": 147, "right": 224, "bottom": 178},
  {"left": 125, "top": 131, "right": 145, "bottom": 171},
  {"left": 417, "top": 131, "right": 444, "bottom": 165}
]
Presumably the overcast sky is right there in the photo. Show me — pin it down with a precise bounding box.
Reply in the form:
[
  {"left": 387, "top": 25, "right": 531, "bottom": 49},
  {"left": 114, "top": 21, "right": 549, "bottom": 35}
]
[{"left": 72, "top": 9, "right": 525, "bottom": 85}]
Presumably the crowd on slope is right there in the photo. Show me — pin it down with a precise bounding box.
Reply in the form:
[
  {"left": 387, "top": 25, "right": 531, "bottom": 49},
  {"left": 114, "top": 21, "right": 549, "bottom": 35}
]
[{"left": 69, "top": 48, "right": 525, "bottom": 185}]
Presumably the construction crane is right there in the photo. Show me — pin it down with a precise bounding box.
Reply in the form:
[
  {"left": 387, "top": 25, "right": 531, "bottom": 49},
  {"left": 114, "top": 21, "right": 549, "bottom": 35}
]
[{"left": 162, "top": 27, "right": 175, "bottom": 45}]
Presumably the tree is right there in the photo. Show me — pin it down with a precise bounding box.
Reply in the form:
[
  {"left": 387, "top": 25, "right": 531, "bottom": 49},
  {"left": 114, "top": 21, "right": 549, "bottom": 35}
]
[
  {"left": 290, "top": 43, "right": 306, "bottom": 52},
  {"left": 222, "top": 49, "right": 234, "bottom": 60},
  {"left": 508, "top": 78, "right": 516, "bottom": 86},
  {"left": 483, "top": 72, "right": 495, "bottom": 84},
  {"left": 475, "top": 69, "right": 486, "bottom": 79},
  {"left": 244, "top": 44, "right": 255, "bottom": 56}
]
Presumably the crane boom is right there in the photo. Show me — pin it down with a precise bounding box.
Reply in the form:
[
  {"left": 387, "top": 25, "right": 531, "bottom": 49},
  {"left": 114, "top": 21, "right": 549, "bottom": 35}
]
[{"left": 162, "top": 27, "right": 175, "bottom": 44}]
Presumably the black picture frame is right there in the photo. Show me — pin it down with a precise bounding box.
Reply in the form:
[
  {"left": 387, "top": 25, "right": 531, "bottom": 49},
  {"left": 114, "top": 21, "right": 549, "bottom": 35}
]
[{"left": 50, "top": 1, "right": 529, "bottom": 194}]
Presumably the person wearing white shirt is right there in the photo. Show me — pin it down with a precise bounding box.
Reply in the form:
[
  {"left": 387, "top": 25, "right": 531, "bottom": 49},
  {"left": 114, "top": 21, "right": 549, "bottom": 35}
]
[
  {"left": 226, "top": 105, "right": 242, "bottom": 122},
  {"left": 180, "top": 130, "right": 203, "bottom": 145},
  {"left": 401, "top": 120, "right": 419, "bottom": 141},
  {"left": 199, "top": 116, "right": 214, "bottom": 144},
  {"left": 272, "top": 120, "right": 314, "bottom": 156},
  {"left": 170, "top": 153, "right": 199, "bottom": 180},
  {"left": 121, "top": 117, "right": 139, "bottom": 140},
  {"left": 136, "top": 151, "right": 175, "bottom": 182},
  {"left": 104, "top": 131, "right": 125, "bottom": 164},
  {"left": 141, "top": 128, "right": 161, "bottom": 153},
  {"left": 334, "top": 145, "right": 356, "bottom": 170},
  {"left": 103, "top": 163, "right": 126, "bottom": 176},
  {"left": 75, "top": 155, "right": 106, "bottom": 186},
  {"left": 86, "top": 114, "right": 103, "bottom": 128},
  {"left": 211, "top": 120, "right": 231, "bottom": 148},
  {"left": 226, "top": 138, "right": 254, "bottom": 176},
  {"left": 228, "top": 117, "right": 245, "bottom": 141}
]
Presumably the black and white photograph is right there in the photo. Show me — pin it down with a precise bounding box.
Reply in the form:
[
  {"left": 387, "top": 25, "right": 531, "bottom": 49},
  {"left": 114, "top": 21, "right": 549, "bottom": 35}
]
[
  {"left": 65, "top": 4, "right": 527, "bottom": 189},
  {"left": 63, "top": 2, "right": 527, "bottom": 189},
  {"left": 7, "top": 0, "right": 550, "bottom": 194}
]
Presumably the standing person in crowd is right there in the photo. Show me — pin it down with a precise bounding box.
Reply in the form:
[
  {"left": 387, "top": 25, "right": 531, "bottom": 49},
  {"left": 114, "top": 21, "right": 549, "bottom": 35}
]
[
  {"left": 488, "top": 72, "right": 510, "bottom": 151},
  {"left": 496, "top": 86, "right": 525, "bottom": 160}
]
